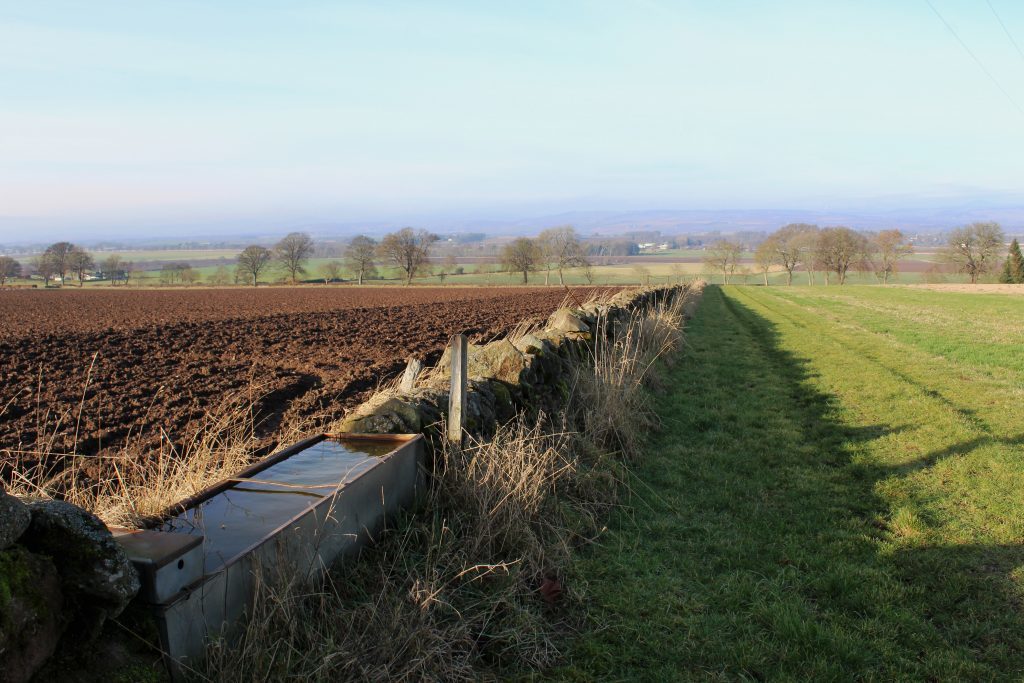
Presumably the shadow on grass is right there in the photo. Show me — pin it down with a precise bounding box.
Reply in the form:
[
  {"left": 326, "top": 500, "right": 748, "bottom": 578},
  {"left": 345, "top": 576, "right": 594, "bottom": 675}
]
[{"left": 565, "top": 286, "right": 1024, "bottom": 679}]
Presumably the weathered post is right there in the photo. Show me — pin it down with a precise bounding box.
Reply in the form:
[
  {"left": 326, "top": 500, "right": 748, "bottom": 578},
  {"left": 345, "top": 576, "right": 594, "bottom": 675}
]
[
  {"left": 447, "top": 334, "right": 467, "bottom": 444},
  {"left": 399, "top": 357, "right": 423, "bottom": 393}
]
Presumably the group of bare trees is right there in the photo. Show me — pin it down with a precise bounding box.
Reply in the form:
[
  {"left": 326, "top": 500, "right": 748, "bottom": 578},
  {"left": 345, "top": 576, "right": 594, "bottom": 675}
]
[
  {"left": 0, "top": 242, "right": 140, "bottom": 287},
  {"left": 708, "top": 225, "right": 916, "bottom": 286},
  {"left": 159, "top": 262, "right": 199, "bottom": 285},
  {"left": 233, "top": 228, "right": 443, "bottom": 287},
  {"left": 326, "top": 228, "right": 438, "bottom": 286},
  {"left": 0, "top": 255, "right": 22, "bottom": 286},
  {"left": 708, "top": 221, "right": 1017, "bottom": 286},
  {"left": 235, "top": 232, "right": 315, "bottom": 286},
  {"left": 29, "top": 242, "right": 96, "bottom": 286},
  {"left": 498, "top": 226, "right": 590, "bottom": 284}
]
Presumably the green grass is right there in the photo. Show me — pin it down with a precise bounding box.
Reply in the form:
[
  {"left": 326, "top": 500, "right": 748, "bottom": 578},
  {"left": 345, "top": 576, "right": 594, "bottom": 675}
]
[{"left": 555, "top": 284, "right": 1024, "bottom": 680}]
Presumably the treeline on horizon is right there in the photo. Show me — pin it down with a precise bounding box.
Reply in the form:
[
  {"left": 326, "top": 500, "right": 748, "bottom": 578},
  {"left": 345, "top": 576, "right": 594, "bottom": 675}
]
[
  {"left": 1, "top": 222, "right": 1022, "bottom": 288},
  {"left": 704, "top": 221, "right": 1024, "bottom": 286}
]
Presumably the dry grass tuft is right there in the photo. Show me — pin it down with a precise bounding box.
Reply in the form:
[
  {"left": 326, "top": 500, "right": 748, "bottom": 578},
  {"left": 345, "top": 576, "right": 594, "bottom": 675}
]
[
  {"left": 6, "top": 381, "right": 318, "bottom": 528},
  {"left": 574, "top": 293, "right": 688, "bottom": 460}
]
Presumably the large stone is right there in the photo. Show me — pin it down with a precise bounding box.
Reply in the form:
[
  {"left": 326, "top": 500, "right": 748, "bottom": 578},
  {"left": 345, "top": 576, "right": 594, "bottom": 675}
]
[
  {"left": 432, "top": 340, "right": 532, "bottom": 386},
  {"left": 513, "top": 333, "right": 548, "bottom": 355},
  {"left": 0, "top": 546, "right": 65, "bottom": 683},
  {"left": 22, "top": 501, "right": 140, "bottom": 619},
  {"left": 547, "top": 308, "right": 589, "bottom": 334},
  {"left": 0, "top": 491, "right": 30, "bottom": 550},
  {"left": 464, "top": 382, "right": 498, "bottom": 434},
  {"left": 487, "top": 380, "right": 517, "bottom": 423},
  {"left": 337, "top": 396, "right": 423, "bottom": 434},
  {"left": 469, "top": 340, "right": 529, "bottom": 384}
]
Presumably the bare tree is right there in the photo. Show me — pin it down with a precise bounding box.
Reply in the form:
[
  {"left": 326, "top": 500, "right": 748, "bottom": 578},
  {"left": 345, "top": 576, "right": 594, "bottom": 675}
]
[
  {"left": 127, "top": 263, "right": 145, "bottom": 287},
  {"left": 32, "top": 254, "right": 57, "bottom": 286},
  {"left": 632, "top": 265, "right": 652, "bottom": 285},
  {"left": 501, "top": 237, "right": 541, "bottom": 284},
  {"left": 275, "top": 232, "right": 315, "bottom": 284},
  {"left": 702, "top": 240, "right": 743, "bottom": 284},
  {"left": 43, "top": 242, "right": 76, "bottom": 284},
  {"left": 582, "top": 260, "right": 596, "bottom": 284},
  {"left": 237, "top": 245, "right": 273, "bottom": 286},
  {"left": 796, "top": 228, "right": 821, "bottom": 284},
  {"left": 180, "top": 265, "right": 200, "bottom": 286},
  {"left": 101, "top": 254, "right": 123, "bottom": 285},
  {"left": 538, "top": 226, "right": 588, "bottom": 285},
  {"left": 68, "top": 246, "right": 95, "bottom": 286},
  {"left": 439, "top": 254, "right": 459, "bottom": 282},
  {"left": 208, "top": 265, "right": 232, "bottom": 286},
  {"left": 770, "top": 223, "right": 818, "bottom": 285},
  {"left": 320, "top": 261, "right": 344, "bottom": 284},
  {"left": 870, "top": 229, "right": 914, "bottom": 284},
  {"left": 754, "top": 239, "right": 775, "bottom": 286},
  {"left": 378, "top": 228, "right": 437, "bottom": 285},
  {"left": 537, "top": 235, "right": 554, "bottom": 285},
  {"left": 0, "top": 256, "right": 22, "bottom": 286},
  {"left": 160, "top": 262, "right": 188, "bottom": 285},
  {"left": 944, "top": 222, "right": 1005, "bottom": 284},
  {"left": 343, "top": 235, "right": 377, "bottom": 285},
  {"left": 816, "top": 227, "right": 868, "bottom": 285}
]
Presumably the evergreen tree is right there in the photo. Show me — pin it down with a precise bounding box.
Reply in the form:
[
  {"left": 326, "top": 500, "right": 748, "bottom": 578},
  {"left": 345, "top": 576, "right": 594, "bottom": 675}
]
[
  {"left": 1001, "top": 257, "right": 1014, "bottom": 284},
  {"left": 1008, "top": 239, "right": 1024, "bottom": 283}
]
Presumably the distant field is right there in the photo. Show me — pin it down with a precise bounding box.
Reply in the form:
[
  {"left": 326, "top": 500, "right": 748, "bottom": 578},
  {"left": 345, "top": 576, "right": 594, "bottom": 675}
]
[
  {"left": 99, "top": 248, "right": 240, "bottom": 262},
  {"left": 1, "top": 247, "right": 968, "bottom": 288},
  {"left": 561, "top": 285, "right": 1024, "bottom": 679}
]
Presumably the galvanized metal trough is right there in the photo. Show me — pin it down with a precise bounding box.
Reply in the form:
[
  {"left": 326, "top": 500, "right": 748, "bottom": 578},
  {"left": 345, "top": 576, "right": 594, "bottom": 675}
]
[{"left": 112, "top": 433, "right": 424, "bottom": 678}]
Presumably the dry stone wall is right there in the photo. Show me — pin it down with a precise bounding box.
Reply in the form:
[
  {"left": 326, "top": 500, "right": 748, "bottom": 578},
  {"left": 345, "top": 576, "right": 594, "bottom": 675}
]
[
  {"left": 0, "top": 492, "right": 140, "bottom": 683},
  {"left": 337, "top": 284, "right": 701, "bottom": 442}
]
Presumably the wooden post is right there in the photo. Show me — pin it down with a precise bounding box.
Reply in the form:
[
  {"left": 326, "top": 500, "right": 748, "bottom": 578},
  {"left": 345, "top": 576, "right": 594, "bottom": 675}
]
[
  {"left": 399, "top": 357, "right": 423, "bottom": 393},
  {"left": 447, "top": 334, "right": 467, "bottom": 444}
]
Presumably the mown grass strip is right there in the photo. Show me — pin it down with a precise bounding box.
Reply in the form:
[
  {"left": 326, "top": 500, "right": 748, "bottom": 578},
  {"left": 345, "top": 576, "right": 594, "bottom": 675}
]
[{"left": 556, "top": 285, "right": 1024, "bottom": 680}]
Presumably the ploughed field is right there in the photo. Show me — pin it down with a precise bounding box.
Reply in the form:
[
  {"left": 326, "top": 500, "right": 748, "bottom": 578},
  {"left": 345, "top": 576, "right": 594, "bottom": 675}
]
[{"left": 0, "top": 287, "right": 595, "bottom": 466}]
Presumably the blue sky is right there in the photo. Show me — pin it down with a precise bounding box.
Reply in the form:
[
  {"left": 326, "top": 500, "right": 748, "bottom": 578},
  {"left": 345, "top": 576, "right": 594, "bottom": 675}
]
[{"left": 2, "top": 0, "right": 1024, "bottom": 237}]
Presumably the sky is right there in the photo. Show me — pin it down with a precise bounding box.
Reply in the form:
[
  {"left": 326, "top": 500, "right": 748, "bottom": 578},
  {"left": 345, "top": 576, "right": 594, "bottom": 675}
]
[{"left": 2, "top": 0, "right": 1024, "bottom": 239}]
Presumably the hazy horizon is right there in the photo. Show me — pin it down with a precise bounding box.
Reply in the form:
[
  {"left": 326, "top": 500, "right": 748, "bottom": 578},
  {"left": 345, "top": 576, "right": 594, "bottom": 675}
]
[{"left": 4, "top": 1, "right": 1024, "bottom": 240}]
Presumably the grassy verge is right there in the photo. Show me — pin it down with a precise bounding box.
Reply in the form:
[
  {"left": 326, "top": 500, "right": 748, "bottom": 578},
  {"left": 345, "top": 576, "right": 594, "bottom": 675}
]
[{"left": 556, "top": 284, "right": 1024, "bottom": 679}]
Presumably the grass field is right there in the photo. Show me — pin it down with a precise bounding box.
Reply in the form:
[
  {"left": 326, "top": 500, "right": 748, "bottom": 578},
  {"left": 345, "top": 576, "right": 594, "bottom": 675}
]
[{"left": 557, "top": 285, "right": 1024, "bottom": 680}]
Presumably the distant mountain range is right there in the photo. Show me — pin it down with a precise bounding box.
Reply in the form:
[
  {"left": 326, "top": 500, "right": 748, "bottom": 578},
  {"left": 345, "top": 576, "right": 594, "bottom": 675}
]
[{"left": 3, "top": 200, "right": 1024, "bottom": 249}]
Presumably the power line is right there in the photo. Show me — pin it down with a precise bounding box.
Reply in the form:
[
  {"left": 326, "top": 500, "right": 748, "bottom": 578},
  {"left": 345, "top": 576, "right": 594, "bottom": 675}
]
[
  {"left": 984, "top": 0, "right": 1024, "bottom": 66},
  {"left": 924, "top": 0, "right": 1024, "bottom": 118}
]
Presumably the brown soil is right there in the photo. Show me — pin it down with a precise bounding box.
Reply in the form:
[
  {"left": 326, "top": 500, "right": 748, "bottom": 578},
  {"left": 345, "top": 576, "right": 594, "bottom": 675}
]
[{"left": 0, "top": 286, "right": 607, "bottom": 466}]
